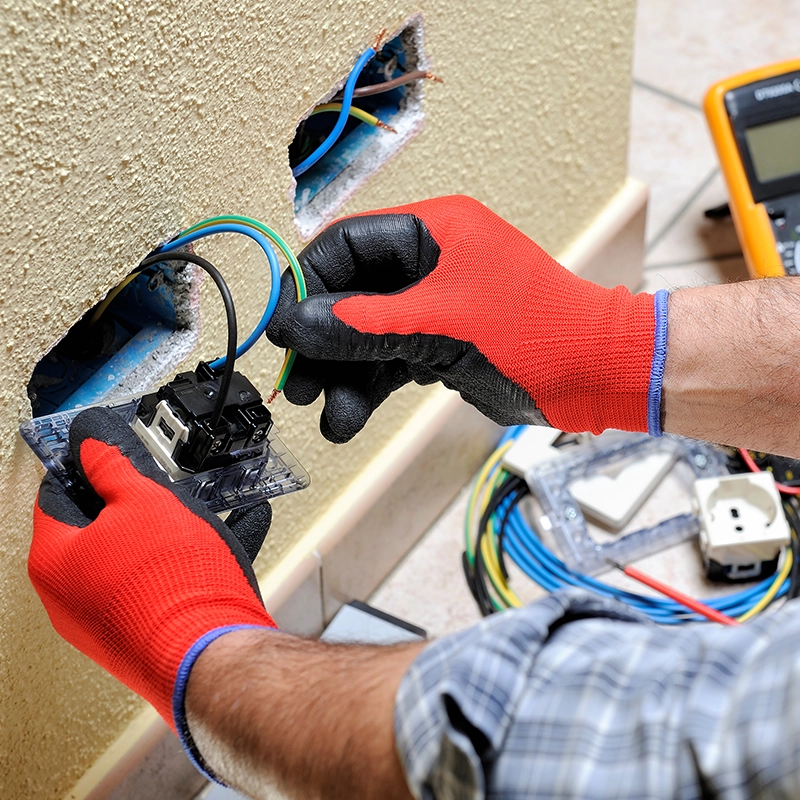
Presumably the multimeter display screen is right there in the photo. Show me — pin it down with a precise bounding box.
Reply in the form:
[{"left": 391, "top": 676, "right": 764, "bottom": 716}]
[{"left": 744, "top": 116, "right": 800, "bottom": 183}]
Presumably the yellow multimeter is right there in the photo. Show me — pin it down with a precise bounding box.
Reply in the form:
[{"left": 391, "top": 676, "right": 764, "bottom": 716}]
[{"left": 705, "top": 59, "right": 800, "bottom": 278}]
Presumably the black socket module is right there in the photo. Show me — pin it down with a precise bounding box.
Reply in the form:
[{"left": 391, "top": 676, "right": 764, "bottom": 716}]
[{"left": 135, "top": 363, "right": 272, "bottom": 474}]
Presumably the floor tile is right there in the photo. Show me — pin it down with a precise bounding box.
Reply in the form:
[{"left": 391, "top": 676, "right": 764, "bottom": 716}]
[
  {"left": 633, "top": 0, "right": 800, "bottom": 107},
  {"left": 369, "top": 486, "right": 483, "bottom": 638},
  {"left": 628, "top": 86, "right": 717, "bottom": 244},
  {"left": 645, "top": 170, "right": 741, "bottom": 266}
]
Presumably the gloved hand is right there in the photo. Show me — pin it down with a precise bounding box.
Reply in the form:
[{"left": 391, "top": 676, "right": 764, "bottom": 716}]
[
  {"left": 28, "top": 407, "right": 276, "bottom": 780},
  {"left": 267, "top": 195, "right": 668, "bottom": 443}
]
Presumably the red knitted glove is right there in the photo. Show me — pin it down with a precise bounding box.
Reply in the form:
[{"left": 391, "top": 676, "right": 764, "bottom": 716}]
[
  {"left": 267, "top": 195, "right": 668, "bottom": 443},
  {"left": 28, "top": 407, "right": 276, "bottom": 779}
]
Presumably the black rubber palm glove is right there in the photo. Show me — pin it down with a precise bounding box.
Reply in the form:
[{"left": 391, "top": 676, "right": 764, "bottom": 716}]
[
  {"left": 266, "top": 196, "right": 664, "bottom": 444},
  {"left": 267, "top": 213, "right": 432, "bottom": 443}
]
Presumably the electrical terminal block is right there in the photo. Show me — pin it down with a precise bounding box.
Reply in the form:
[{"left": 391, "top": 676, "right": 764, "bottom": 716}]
[
  {"left": 19, "top": 364, "right": 309, "bottom": 514},
  {"left": 134, "top": 364, "right": 273, "bottom": 478},
  {"left": 694, "top": 472, "right": 790, "bottom": 582}
]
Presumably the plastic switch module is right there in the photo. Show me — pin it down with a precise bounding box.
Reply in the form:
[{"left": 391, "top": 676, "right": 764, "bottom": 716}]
[
  {"left": 19, "top": 364, "right": 309, "bottom": 514},
  {"left": 134, "top": 364, "right": 273, "bottom": 478}
]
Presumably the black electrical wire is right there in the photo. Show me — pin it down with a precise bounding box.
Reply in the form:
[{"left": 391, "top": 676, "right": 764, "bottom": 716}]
[
  {"left": 496, "top": 479, "right": 529, "bottom": 581},
  {"left": 463, "top": 486, "right": 498, "bottom": 617},
  {"left": 468, "top": 474, "right": 528, "bottom": 616},
  {"left": 136, "top": 251, "right": 237, "bottom": 428},
  {"left": 463, "top": 538, "right": 494, "bottom": 617},
  {"left": 784, "top": 497, "right": 800, "bottom": 600},
  {"left": 474, "top": 475, "right": 520, "bottom": 615}
]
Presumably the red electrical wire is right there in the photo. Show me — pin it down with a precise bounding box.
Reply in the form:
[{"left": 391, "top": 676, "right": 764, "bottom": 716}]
[
  {"left": 607, "top": 560, "right": 740, "bottom": 626},
  {"left": 738, "top": 448, "right": 800, "bottom": 495}
]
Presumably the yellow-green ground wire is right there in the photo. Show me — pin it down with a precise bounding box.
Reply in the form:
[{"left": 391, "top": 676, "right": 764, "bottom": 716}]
[{"left": 310, "top": 103, "right": 396, "bottom": 132}]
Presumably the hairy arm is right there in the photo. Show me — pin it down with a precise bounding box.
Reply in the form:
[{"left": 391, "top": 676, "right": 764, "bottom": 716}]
[
  {"left": 663, "top": 278, "right": 800, "bottom": 457},
  {"left": 185, "top": 628, "right": 426, "bottom": 800}
]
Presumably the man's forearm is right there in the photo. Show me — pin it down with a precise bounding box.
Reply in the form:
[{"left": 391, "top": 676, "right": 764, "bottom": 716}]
[
  {"left": 663, "top": 278, "right": 800, "bottom": 457},
  {"left": 185, "top": 628, "right": 425, "bottom": 800}
]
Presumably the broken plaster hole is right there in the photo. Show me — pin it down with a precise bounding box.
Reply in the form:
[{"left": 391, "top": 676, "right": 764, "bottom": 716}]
[
  {"left": 290, "top": 15, "right": 429, "bottom": 240},
  {"left": 28, "top": 263, "right": 202, "bottom": 417}
]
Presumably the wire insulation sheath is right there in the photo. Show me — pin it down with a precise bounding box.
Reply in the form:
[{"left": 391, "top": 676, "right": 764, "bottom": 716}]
[
  {"left": 739, "top": 448, "right": 800, "bottom": 495},
  {"left": 310, "top": 103, "right": 383, "bottom": 128},
  {"left": 137, "top": 252, "right": 236, "bottom": 428},
  {"left": 158, "top": 224, "right": 281, "bottom": 370},
  {"left": 614, "top": 562, "right": 739, "bottom": 625},
  {"left": 174, "top": 217, "right": 305, "bottom": 393},
  {"left": 336, "top": 70, "right": 436, "bottom": 98},
  {"left": 292, "top": 45, "right": 376, "bottom": 177},
  {"left": 737, "top": 548, "right": 792, "bottom": 621}
]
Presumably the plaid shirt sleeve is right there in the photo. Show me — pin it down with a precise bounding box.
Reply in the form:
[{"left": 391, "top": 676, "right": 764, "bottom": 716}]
[{"left": 394, "top": 587, "right": 800, "bottom": 800}]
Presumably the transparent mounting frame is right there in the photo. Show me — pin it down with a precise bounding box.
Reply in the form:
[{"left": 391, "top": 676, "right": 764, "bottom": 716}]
[
  {"left": 524, "top": 433, "right": 728, "bottom": 575},
  {"left": 20, "top": 396, "right": 310, "bottom": 514}
]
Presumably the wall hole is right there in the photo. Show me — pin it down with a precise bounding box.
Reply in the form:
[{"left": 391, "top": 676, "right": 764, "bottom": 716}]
[
  {"left": 290, "top": 16, "right": 429, "bottom": 240},
  {"left": 28, "top": 264, "right": 200, "bottom": 417}
]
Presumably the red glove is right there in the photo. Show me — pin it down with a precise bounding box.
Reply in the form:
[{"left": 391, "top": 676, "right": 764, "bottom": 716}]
[
  {"left": 267, "top": 195, "right": 668, "bottom": 443},
  {"left": 28, "top": 407, "right": 276, "bottom": 780}
]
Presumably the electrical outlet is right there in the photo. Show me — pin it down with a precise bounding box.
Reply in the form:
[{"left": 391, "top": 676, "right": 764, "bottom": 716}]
[{"left": 694, "top": 472, "right": 790, "bottom": 579}]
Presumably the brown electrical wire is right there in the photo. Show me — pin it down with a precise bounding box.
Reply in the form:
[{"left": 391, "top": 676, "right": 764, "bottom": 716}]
[{"left": 333, "top": 71, "right": 442, "bottom": 101}]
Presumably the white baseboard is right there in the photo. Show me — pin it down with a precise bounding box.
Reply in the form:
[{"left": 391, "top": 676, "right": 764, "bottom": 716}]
[
  {"left": 560, "top": 176, "right": 648, "bottom": 290},
  {"left": 62, "top": 176, "right": 647, "bottom": 800}
]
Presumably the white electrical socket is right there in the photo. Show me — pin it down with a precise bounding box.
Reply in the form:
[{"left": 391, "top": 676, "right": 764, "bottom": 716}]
[
  {"left": 502, "top": 426, "right": 562, "bottom": 477},
  {"left": 694, "top": 472, "right": 790, "bottom": 567},
  {"left": 568, "top": 450, "right": 676, "bottom": 531}
]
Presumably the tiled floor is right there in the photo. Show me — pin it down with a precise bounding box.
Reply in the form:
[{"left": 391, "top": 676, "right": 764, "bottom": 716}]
[{"left": 370, "top": 0, "right": 798, "bottom": 636}]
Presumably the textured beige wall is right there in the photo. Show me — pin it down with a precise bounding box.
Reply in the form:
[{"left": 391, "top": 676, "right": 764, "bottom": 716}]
[{"left": 0, "top": 0, "right": 635, "bottom": 796}]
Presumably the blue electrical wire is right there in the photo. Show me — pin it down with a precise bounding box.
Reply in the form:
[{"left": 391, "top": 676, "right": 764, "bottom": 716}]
[
  {"left": 492, "top": 426, "right": 790, "bottom": 623},
  {"left": 157, "top": 223, "right": 281, "bottom": 369},
  {"left": 291, "top": 45, "right": 377, "bottom": 177}
]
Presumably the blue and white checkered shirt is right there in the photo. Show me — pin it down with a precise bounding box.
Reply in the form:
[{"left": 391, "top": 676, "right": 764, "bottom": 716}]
[{"left": 394, "top": 588, "right": 800, "bottom": 799}]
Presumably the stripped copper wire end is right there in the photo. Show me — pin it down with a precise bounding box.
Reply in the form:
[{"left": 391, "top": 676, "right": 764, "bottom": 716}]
[
  {"left": 266, "top": 389, "right": 279, "bottom": 405},
  {"left": 372, "top": 28, "right": 387, "bottom": 51},
  {"left": 375, "top": 120, "right": 398, "bottom": 133},
  {"left": 425, "top": 72, "right": 444, "bottom": 83}
]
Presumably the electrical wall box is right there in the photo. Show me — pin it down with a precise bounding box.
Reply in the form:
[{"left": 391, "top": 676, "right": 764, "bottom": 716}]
[
  {"left": 693, "top": 472, "right": 790, "bottom": 581},
  {"left": 28, "top": 263, "right": 199, "bottom": 418},
  {"left": 290, "top": 18, "right": 428, "bottom": 239}
]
